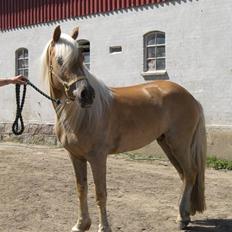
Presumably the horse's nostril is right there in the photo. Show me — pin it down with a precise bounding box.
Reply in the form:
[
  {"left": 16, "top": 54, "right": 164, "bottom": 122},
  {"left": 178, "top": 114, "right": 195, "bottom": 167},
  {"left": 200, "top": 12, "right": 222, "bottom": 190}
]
[
  {"left": 81, "top": 89, "right": 88, "bottom": 99},
  {"left": 79, "top": 86, "right": 95, "bottom": 107}
]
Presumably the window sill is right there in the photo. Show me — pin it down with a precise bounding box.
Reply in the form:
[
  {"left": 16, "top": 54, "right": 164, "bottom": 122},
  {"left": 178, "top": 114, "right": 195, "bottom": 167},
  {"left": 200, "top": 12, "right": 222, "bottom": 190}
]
[
  {"left": 141, "top": 70, "right": 168, "bottom": 80},
  {"left": 141, "top": 70, "right": 167, "bottom": 76}
]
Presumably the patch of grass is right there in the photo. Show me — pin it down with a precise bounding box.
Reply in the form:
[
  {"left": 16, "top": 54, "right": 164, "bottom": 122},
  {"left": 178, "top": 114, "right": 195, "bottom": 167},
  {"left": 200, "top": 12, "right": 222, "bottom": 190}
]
[
  {"left": 117, "top": 153, "right": 232, "bottom": 171},
  {"left": 207, "top": 156, "right": 232, "bottom": 170}
]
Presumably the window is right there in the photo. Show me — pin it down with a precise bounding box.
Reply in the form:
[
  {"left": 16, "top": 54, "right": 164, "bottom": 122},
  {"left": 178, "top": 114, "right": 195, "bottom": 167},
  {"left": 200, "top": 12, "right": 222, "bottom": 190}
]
[
  {"left": 78, "top": 40, "right": 90, "bottom": 70},
  {"left": 15, "top": 48, "right": 29, "bottom": 77},
  {"left": 144, "top": 31, "right": 165, "bottom": 72},
  {"left": 109, "top": 46, "right": 122, "bottom": 54}
]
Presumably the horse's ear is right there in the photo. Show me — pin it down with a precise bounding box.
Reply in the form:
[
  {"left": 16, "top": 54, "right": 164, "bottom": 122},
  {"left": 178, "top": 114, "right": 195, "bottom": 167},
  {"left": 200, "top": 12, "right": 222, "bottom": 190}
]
[
  {"left": 71, "top": 27, "right": 79, "bottom": 40},
  {"left": 53, "top": 25, "right": 61, "bottom": 43}
]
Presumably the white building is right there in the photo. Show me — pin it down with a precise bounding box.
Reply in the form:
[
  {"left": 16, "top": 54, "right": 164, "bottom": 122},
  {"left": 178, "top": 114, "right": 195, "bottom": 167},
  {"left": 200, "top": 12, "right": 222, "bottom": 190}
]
[{"left": 0, "top": 0, "right": 232, "bottom": 159}]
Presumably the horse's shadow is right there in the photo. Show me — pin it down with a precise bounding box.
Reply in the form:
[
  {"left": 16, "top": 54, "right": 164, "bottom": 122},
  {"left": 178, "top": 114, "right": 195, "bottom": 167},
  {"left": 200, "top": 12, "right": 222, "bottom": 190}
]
[{"left": 185, "top": 219, "right": 232, "bottom": 232}]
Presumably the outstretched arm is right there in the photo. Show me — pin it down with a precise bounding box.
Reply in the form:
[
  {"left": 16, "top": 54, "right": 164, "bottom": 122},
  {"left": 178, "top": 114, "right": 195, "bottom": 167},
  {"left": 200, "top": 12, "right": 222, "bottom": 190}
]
[{"left": 0, "top": 75, "right": 27, "bottom": 87}]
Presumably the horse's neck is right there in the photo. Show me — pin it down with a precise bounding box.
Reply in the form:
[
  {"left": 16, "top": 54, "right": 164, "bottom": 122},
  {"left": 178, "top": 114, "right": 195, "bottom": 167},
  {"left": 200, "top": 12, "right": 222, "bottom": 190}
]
[{"left": 50, "top": 74, "right": 112, "bottom": 135}]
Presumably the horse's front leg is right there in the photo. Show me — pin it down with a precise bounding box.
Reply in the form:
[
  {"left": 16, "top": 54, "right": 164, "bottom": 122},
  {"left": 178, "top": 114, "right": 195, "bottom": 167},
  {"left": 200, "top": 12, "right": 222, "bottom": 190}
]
[
  {"left": 69, "top": 153, "right": 91, "bottom": 232},
  {"left": 89, "top": 155, "right": 111, "bottom": 232}
]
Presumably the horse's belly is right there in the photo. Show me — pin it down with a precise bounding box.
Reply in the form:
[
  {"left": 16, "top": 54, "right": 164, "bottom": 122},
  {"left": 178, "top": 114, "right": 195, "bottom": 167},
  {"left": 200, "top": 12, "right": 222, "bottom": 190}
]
[
  {"left": 111, "top": 138, "right": 156, "bottom": 154},
  {"left": 109, "top": 124, "right": 162, "bottom": 154}
]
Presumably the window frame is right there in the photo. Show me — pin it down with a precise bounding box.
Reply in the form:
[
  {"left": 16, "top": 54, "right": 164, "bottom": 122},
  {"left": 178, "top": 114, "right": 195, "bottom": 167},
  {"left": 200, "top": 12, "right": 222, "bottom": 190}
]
[
  {"left": 15, "top": 48, "right": 29, "bottom": 77},
  {"left": 142, "top": 31, "right": 166, "bottom": 76}
]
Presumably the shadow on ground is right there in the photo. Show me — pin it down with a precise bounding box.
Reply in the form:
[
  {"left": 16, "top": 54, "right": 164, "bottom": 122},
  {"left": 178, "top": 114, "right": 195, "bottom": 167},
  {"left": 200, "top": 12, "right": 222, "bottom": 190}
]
[{"left": 186, "top": 219, "right": 232, "bottom": 232}]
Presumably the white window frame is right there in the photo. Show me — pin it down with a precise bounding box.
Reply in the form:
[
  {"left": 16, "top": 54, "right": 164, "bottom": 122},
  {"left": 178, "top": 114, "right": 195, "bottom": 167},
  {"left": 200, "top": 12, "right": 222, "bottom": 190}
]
[
  {"left": 15, "top": 48, "right": 29, "bottom": 77},
  {"left": 142, "top": 31, "right": 166, "bottom": 77}
]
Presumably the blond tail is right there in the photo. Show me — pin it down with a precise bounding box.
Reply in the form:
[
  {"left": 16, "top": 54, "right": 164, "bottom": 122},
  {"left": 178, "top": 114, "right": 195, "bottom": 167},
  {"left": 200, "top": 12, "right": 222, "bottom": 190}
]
[{"left": 190, "top": 102, "right": 207, "bottom": 215}]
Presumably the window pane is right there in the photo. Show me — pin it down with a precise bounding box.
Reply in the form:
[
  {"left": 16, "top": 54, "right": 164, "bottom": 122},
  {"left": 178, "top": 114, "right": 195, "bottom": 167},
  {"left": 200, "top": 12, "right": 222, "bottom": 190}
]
[
  {"left": 156, "top": 58, "right": 165, "bottom": 70},
  {"left": 18, "top": 59, "right": 28, "bottom": 68},
  {"left": 109, "top": 46, "right": 122, "bottom": 53},
  {"left": 83, "top": 52, "right": 90, "bottom": 64},
  {"left": 17, "top": 49, "right": 24, "bottom": 59},
  {"left": 24, "top": 49, "right": 28, "bottom": 58},
  {"left": 18, "top": 59, "right": 24, "bottom": 68},
  {"left": 156, "top": 33, "right": 165, "bottom": 44},
  {"left": 18, "top": 70, "right": 24, "bottom": 75},
  {"left": 156, "top": 46, "right": 165, "bottom": 57},
  {"left": 24, "top": 69, "right": 28, "bottom": 77},
  {"left": 24, "top": 59, "right": 28, "bottom": 68},
  {"left": 147, "top": 47, "right": 156, "bottom": 58},
  {"left": 147, "top": 59, "right": 156, "bottom": 71},
  {"left": 146, "top": 33, "right": 156, "bottom": 45}
]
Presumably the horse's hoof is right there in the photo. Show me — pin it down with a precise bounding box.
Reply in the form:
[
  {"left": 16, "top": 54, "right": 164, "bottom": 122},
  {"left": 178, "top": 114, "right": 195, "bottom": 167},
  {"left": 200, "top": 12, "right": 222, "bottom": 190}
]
[
  {"left": 98, "top": 224, "right": 112, "bottom": 232},
  {"left": 98, "top": 229, "right": 112, "bottom": 232},
  {"left": 71, "top": 225, "right": 86, "bottom": 232},
  {"left": 71, "top": 226, "right": 83, "bottom": 232},
  {"left": 71, "top": 219, "right": 91, "bottom": 232},
  {"left": 178, "top": 220, "right": 190, "bottom": 230}
]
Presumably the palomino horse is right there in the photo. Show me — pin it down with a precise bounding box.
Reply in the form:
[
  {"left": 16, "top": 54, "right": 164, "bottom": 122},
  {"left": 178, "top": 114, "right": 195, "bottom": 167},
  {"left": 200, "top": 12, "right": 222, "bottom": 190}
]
[{"left": 41, "top": 25, "right": 206, "bottom": 232}]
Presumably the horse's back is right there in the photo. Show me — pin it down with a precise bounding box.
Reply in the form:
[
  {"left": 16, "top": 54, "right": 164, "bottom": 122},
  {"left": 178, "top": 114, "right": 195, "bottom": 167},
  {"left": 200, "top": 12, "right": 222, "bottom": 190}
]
[
  {"left": 112, "top": 80, "right": 192, "bottom": 97},
  {"left": 111, "top": 80, "right": 198, "bottom": 109}
]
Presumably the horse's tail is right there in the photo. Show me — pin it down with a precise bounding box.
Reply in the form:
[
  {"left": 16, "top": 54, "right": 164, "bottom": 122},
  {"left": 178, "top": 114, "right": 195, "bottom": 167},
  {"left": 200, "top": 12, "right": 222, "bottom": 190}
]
[{"left": 190, "top": 102, "right": 207, "bottom": 215}]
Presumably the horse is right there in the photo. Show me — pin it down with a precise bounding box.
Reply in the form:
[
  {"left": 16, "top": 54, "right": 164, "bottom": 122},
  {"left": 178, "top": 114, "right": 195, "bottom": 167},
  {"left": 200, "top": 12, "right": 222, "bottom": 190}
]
[{"left": 41, "top": 25, "right": 207, "bottom": 232}]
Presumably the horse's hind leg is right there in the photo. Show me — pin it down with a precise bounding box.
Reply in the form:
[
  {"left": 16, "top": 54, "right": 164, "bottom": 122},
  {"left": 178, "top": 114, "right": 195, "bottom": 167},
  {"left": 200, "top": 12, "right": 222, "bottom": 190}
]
[
  {"left": 168, "top": 143, "right": 197, "bottom": 230},
  {"left": 175, "top": 151, "right": 197, "bottom": 229},
  {"left": 88, "top": 154, "right": 112, "bottom": 232},
  {"left": 157, "top": 135, "right": 184, "bottom": 180},
  {"left": 179, "top": 173, "right": 196, "bottom": 229},
  {"left": 69, "top": 153, "right": 91, "bottom": 232},
  {"left": 158, "top": 135, "right": 197, "bottom": 230}
]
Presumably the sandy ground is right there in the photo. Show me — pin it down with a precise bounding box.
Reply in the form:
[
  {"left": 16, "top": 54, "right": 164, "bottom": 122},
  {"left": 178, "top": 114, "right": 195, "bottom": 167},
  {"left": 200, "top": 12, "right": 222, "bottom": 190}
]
[{"left": 0, "top": 142, "right": 232, "bottom": 232}]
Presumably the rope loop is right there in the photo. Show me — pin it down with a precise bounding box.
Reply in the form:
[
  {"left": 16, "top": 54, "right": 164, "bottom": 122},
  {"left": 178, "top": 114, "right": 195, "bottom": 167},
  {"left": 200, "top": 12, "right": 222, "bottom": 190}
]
[
  {"left": 12, "top": 84, "right": 27, "bottom": 135},
  {"left": 12, "top": 80, "right": 61, "bottom": 136}
]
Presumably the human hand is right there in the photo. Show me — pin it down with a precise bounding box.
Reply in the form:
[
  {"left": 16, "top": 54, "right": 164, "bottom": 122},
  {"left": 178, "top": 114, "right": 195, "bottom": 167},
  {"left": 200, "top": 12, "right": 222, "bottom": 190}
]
[{"left": 10, "top": 75, "right": 27, "bottom": 85}]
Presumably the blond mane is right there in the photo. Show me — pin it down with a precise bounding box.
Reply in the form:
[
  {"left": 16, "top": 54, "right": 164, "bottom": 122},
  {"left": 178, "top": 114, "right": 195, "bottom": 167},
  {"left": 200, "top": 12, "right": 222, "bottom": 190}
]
[{"left": 41, "top": 33, "right": 113, "bottom": 133}]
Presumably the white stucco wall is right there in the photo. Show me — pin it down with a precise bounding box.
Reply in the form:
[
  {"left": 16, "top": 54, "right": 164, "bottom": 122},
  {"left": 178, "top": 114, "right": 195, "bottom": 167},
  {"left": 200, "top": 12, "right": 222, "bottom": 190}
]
[{"left": 0, "top": 0, "right": 232, "bottom": 127}]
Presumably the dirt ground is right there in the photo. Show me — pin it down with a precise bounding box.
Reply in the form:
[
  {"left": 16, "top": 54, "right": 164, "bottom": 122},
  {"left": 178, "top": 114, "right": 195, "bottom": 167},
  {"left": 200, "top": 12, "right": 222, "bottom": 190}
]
[{"left": 0, "top": 143, "right": 232, "bottom": 232}]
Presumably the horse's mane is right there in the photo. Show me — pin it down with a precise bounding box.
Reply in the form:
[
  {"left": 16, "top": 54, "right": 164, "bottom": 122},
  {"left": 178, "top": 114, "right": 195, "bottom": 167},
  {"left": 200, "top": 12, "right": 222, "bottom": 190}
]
[{"left": 41, "top": 33, "right": 113, "bottom": 133}]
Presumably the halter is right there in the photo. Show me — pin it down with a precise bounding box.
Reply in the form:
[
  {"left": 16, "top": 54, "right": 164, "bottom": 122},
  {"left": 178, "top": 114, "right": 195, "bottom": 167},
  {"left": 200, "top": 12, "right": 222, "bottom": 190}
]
[{"left": 48, "top": 43, "right": 87, "bottom": 103}]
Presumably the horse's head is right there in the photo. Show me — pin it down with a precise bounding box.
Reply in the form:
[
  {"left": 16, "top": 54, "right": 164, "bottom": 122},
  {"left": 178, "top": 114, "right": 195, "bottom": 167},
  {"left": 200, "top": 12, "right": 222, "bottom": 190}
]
[{"left": 48, "top": 25, "right": 95, "bottom": 108}]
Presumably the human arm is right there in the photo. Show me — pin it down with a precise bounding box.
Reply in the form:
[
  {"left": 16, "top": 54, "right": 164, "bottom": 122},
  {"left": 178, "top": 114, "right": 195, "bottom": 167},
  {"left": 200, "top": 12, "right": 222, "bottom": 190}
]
[{"left": 0, "top": 75, "right": 27, "bottom": 87}]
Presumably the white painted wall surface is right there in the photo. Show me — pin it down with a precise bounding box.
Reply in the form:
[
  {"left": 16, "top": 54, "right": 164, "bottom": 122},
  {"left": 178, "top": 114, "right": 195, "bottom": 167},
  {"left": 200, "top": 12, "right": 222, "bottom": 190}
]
[{"left": 0, "top": 0, "right": 232, "bottom": 126}]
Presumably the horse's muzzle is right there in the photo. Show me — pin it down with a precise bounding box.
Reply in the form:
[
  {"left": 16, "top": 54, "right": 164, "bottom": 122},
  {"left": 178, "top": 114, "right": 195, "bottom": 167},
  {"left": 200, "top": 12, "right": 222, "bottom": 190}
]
[{"left": 79, "top": 85, "right": 95, "bottom": 108}]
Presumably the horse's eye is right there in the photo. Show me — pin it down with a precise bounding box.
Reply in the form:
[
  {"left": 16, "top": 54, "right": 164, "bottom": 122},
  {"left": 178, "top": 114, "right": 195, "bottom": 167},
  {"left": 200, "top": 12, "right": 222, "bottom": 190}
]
[{"left": 57, "top": 56, "right": 63, "bottom": 66}]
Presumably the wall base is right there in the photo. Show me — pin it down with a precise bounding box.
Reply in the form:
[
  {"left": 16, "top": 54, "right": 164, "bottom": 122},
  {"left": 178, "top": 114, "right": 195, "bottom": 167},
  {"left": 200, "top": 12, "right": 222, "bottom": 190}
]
[
  {"left": 0, "top": 123, "right": 57, "bottom": 146},
  {"left": 132, "top": 126, "right": 232, "bottom": 161},
  {"left": 0, "top": 123, "right": 231, "bottom": 160}
]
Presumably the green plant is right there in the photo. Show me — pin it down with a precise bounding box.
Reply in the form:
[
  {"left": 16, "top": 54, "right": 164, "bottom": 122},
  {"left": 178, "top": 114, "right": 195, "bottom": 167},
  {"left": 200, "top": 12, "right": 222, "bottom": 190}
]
[{"left": 207, "top": 156, "right": 232, "bottom": 170}]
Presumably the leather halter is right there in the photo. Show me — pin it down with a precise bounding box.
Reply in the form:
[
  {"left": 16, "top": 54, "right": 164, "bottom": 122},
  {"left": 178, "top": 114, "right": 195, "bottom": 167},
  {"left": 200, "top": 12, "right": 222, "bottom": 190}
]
[{"left": 48, "top": 43, "right": 86, "bottom": 103}]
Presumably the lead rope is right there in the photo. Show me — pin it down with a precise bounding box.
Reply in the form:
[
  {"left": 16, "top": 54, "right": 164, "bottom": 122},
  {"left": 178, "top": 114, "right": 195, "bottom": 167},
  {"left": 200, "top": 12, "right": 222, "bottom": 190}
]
[
  {"left": 27, "top": 80, "right": 61, "bottom": 105},
  {"left": 12, "top": 84, "right": 27, "bottom": 135},
  {"left": 12, "top": 80, "right": 61, "bottom": 136}
]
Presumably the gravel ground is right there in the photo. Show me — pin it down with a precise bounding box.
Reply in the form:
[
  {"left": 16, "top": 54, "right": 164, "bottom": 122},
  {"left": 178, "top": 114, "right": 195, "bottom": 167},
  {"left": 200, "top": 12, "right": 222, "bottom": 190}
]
[{"left": 0, "top": 143, "right": 232, "bottom": 232}]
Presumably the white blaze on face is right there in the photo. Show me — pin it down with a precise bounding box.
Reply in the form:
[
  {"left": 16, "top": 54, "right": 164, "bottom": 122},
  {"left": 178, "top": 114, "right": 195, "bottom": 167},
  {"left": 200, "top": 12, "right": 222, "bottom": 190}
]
[
  {"left": 72, "top": 80, "right": 85, "bottom": 99},
  {"left": 73, "top": 88, "right": 78, "bottom": 97},
  {"left": 54, "top": 33, "right": 79, "bottom": 70}
]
